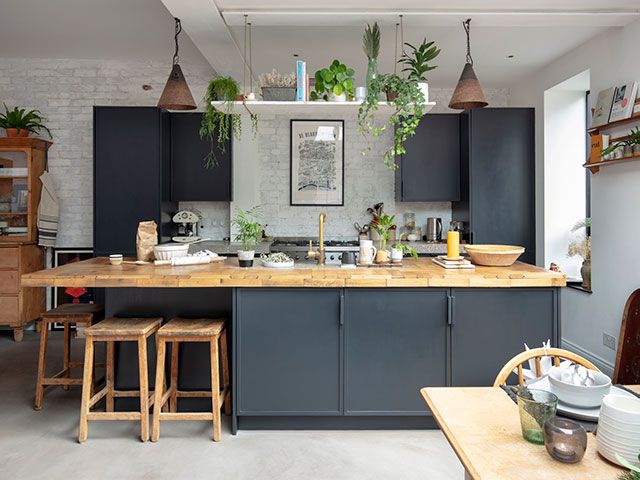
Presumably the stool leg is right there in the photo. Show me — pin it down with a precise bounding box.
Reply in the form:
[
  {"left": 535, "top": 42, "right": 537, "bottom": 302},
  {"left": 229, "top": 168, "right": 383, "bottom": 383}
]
[
  {"left": 34, "top": 320, "right": 49, "bottom": 410},
  {"left": 151, "top": 338, "right": 166, "bottom": 442},
  {"left": 106, "top": 341, "right": 115, "bottom": 412},
  {"left": 220, "top": 328, "right": 231, "bottom": 416},
  {"left": 210, "top": 336, "right": 221, "bottom": 442},
  {"left": 63, "top": 323, "right": 71, "bottom": 391},
  {"left": 78, "top": 337, "right": 94, "bottom": 443},
  {"left": 170, "top": 341, "right": 179, "bottom": 412},
  {"left": 138, "top": 337, "right": 150, "bottom": 442}
]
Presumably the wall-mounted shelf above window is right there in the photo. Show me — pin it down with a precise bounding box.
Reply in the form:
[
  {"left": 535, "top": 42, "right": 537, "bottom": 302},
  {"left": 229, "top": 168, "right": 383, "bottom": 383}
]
[{"left": 210, "top": 100, "right": 436, "bottom": 116}]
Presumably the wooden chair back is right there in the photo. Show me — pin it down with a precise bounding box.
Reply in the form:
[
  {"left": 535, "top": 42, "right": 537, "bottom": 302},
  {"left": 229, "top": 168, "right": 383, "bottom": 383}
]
[
  {"left": 493, "top": 347, "right": 600, "bottom": 387},
  {"left": 614, "top": 289, "right": 640, "bottom": 384}
]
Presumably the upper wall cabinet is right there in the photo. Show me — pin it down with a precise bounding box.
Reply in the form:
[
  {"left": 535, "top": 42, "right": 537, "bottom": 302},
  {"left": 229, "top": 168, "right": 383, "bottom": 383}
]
[
  {"left": 170, "top": 113, "right": 232, "bottom": 202},
  {"left": 395, "top": 114, "right": 460, "bottom": 202}
]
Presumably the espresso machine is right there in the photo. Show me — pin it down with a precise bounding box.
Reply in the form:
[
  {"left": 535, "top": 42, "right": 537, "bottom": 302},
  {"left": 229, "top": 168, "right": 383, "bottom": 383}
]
[{"left": 172, "top": 210, "right": 201, "bottom": 243}]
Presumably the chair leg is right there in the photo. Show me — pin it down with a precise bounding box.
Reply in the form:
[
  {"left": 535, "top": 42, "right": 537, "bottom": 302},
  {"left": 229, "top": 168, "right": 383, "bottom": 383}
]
[
  {"left": 63, "top": 323, "right": 71, "bottom": 391},
  {"left": 78, "top": 337, "right": 94, "bottom": 443},
  {"left": 170, "top": 341, "right": 179, "bottom": 413},
  {"left": 34, "top": 320, "right": 49, "bottom": 410},
  {"left": 210, "top": 336, "right": 221, "bottom": 442},
  {"left": 151, "top": 338, "right": 166, "bottom": 442},
  {"left": 220, "top": 328, "right": 231, "bottom": 416},
  {"left": 138, "top": 336, "right": 150, "bottom": 442},
  {"left": 106, "top": 341, "right": 115, "bottom": 412}
]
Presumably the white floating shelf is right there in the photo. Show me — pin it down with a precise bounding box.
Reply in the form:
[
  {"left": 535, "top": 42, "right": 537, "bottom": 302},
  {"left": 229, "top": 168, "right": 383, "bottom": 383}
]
[{"left": 210, "top": 100, "right": 436, "bottom": 116}]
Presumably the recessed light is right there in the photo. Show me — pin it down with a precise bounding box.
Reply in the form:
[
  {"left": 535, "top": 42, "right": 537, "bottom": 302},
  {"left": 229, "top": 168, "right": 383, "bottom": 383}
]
[
  {"left": 507, "top": 54, "right": 515, "bottom": 59},
  {"left": 293, "top": 53, "right": 299, "bottom": 58}
]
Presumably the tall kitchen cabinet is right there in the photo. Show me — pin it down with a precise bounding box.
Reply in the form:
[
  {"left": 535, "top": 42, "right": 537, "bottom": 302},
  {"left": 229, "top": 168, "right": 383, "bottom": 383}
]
[
  {"left": 93, "top": 107, "right": 176, "bottom": 256},
  {"left": 453, "top": 108, "right": 536, "bottom": 264}
]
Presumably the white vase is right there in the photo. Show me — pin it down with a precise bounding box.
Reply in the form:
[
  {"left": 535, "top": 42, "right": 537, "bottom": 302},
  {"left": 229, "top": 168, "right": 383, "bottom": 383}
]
[
  {"left": 328, "top": 92, "right": 347, "bottom": 102},
  {"left": 418, "top": 82, "right": 429, "bottom": 103},
  {"left": 237, "top": 250, "right": 255, "bottom": 268}
]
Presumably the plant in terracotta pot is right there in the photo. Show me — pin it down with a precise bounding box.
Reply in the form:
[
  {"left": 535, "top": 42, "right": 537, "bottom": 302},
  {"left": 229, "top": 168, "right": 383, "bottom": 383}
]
[
  {"left": 391, "top": 241, "right": 418, "bottom": 263},
  {"left": 310, "top": 60, "right": 355, "bottom": 102},
  {"left": 0, "top": 104, "right": 52, "bottom": 138},
  {"left": 371, "top": 212, "right": 395, "bottom": 263},
  {"left": 398, "top": 38, "right": 440, "bottom": 103},
  {"left": 231, "top": 205, "right": 263, "bottom": 268},
  {"left": 568, "top": 218, "right": 592, "bottom": 290}
]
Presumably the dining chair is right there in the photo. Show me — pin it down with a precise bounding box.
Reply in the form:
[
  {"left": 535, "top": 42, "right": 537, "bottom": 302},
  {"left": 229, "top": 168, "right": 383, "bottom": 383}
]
[
  {"left": 613, "top": 288, "right": 640, "bottom": 384},
  {"left": 493, "top": 347, "right": 600, "bottom": 387}
]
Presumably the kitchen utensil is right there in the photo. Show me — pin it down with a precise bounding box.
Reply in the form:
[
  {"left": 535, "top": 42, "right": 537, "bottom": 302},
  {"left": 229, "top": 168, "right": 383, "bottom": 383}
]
[
  {"left": 547, "top": 365, "right": 611, "bottom": 408},
  {"left": 153, "top": 243, "right": 189, "bottom": 261},
  {"left": 426, "top": 218, "right": 442, "bottom": 242},
  {"left": 517, "top": 389, "right": 558, "bottom": 444},
  {"left": 464, "top": 244, "right": 525, "bottom": 266},
  {"left": 109, "top": 254, "right": 123, "bottom": 266},
  {"left": 543, "top": 418, "right": 587, "bottom": 464},
  {"left": 359, "top": 239, "right": 377, "bottom": 265}
]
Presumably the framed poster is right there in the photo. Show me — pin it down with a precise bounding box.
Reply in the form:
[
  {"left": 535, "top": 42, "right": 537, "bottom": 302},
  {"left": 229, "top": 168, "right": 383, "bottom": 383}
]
[{"left": 290, "top": 119, "right": 344, "bottom": 206}]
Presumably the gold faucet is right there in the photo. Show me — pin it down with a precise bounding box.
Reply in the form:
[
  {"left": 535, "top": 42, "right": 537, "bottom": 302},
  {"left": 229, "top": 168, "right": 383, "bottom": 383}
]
[{"left": 307, "top": 213, "right": 327, "bottom": 266}]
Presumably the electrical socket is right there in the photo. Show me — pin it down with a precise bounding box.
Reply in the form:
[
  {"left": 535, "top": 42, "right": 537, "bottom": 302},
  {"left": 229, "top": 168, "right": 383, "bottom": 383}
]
[{"left": 603, "top": 332, "right": 616, "bottom": 351}]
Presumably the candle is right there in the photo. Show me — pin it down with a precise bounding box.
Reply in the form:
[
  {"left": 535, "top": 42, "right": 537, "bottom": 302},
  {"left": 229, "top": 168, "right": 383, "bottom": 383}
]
[{"left": 447, "top": 231, "right": 460, "bottom": 259}]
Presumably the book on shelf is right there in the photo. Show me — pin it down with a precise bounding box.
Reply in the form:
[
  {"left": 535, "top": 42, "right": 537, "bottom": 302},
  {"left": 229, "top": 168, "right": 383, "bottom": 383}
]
[
  {"left": 0, "top": 167, "right": 28, "bottom": 176},
  {"left": 589, "top": 133, "right": 609, "bottom": 163},
  {"left": 591, "top": 87, "right": 616, "bottom": 128},
  {"left": 296, "top": 60, "right": 306, "bottom": 102},
  {"left": 609, "top": 82, "right": 638, "bottom": 123}
]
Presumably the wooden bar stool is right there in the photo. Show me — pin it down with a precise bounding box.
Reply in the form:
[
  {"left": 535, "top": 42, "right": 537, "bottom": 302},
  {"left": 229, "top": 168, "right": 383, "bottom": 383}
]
[
  {"left": 34, "top": 303, "right": 105, "bottom": 410},
  {"left": 151, "top": 318, "right": 230, "bottom": 442},
  {"left": 78, "top": 316, "right": 162, "bottom": 443}
]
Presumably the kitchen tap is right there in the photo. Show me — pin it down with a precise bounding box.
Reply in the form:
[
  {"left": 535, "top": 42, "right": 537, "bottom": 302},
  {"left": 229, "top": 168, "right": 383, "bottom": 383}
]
[{"left": 306, "top": 213, "right": 327, "bottom": 266}]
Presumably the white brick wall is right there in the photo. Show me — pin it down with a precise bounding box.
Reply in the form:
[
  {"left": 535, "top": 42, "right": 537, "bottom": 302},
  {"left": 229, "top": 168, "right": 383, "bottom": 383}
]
[{"left": 0, "top": 57, "right": 214, "bottom": 247}]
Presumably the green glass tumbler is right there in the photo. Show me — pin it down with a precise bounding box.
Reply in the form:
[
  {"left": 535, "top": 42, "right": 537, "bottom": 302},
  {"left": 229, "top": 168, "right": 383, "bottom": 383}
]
[{"left": 516, "top": 389, "right": 558, "bottom": 445}]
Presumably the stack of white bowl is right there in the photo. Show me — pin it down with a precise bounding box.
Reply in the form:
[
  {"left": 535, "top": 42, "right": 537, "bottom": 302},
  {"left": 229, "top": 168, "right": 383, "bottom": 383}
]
[{"left": 597, "top": 394, "right": 640, "bottom": 467}]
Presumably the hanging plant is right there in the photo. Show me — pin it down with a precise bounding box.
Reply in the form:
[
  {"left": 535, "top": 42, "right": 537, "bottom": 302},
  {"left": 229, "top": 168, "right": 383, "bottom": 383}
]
[{"left": 200, "top": 76, "right": 258, "bottom": 168}]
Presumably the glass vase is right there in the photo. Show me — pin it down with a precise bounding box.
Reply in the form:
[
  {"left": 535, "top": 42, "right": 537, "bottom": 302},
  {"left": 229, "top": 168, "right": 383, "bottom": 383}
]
[{"left": 366, "top": 58, "right": 378, "bottom": 88}]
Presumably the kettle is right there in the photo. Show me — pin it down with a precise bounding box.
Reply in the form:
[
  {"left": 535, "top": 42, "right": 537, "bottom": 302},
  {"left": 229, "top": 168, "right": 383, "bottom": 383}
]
[{"left": 426, "top": 217, "right": 442, "bottom": 242}]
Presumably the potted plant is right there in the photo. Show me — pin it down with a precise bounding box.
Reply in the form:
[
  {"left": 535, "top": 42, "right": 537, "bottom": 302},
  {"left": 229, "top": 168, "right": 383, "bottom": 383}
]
[
  {"left": 363, "top": 22, "right": 380, "bottom": 88},
  {"left": 310, "top": 60, "right": 355, "bottom": 102},
  {"left": 0, "top": 104, "right": 52, "bottom": 138},
  {"left": 398, "top": 38, "right": 440, "bottom": 103},
  {"left": 358, "top": 73, "right": 426, "bottom": 169},
  {"left": 258, "top": 69, "right": 297, "bottom": 101},
  {"left": 568, "top": 218, "right": 592, "bottom": 290},
  {"left": 200, "top": 76, "right": 258, "bottom": 168},
  {"left": 231, "top": 206, "right": 263, "bottom": 267},
  {"left": 601, "top": 127, "right": 640, "bottom": 158},
  {"left": 391, "top": 241, "right": 418, "bottom": 263},
  {"left": 370, "top": 212, "right": 395, "bottom": 263}
]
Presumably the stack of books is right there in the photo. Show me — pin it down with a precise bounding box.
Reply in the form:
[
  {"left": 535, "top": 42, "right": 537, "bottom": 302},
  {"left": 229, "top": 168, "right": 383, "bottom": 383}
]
[
  {"left": 592, "top": 82, "right": 639, "bottom": 127},
  {"left": 432, "top": 255, "right": 475, "bottom": 269}
]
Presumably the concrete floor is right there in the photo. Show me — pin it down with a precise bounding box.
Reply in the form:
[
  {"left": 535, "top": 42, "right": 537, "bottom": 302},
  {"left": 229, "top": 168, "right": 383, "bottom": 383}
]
[{"left": 0, "top": 331, "right": 463, "bottom": 480}]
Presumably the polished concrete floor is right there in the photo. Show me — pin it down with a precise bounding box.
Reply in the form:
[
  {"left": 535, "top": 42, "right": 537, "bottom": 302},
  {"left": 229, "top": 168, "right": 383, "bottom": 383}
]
[{"left": 0, "top": 331, "right": 463, "bottom": 480}]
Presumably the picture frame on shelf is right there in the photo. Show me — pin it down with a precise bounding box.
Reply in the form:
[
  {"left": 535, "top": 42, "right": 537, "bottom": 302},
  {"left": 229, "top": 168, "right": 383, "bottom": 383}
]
[{"left": 290, "top": 119, "right": 344, "bottom": 206}]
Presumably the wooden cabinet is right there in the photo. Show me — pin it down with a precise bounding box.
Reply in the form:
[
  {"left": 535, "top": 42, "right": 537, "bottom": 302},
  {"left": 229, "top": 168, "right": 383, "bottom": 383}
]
[
  {"left": 170, "top": 113, "right": 232, "bottom": 201},
  {"left": 395, "top": 114, "right": 460, "bottom": 202},
  {"left": 0, "top": 243, "right": 45, "bottom": 341}
]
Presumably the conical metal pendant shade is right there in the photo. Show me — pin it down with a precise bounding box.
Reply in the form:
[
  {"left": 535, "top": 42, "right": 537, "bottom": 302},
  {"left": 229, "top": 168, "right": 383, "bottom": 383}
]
[
  {"left": 158, "top": 63, "right": 196, "bottom": 110},
  {"left": 449, "top": 63, "right": 488, "bottom": 110}
]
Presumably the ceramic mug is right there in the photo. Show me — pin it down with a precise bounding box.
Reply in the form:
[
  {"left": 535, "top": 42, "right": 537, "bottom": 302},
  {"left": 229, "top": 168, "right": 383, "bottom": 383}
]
[{"left": 359, "top": 239, "right": 377, "bottom": 265}]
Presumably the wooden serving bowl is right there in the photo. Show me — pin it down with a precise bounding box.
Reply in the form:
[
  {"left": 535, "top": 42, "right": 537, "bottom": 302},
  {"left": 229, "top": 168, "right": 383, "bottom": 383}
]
[{"left": 464, "top": 244, "right": 525, "bottom": 266}]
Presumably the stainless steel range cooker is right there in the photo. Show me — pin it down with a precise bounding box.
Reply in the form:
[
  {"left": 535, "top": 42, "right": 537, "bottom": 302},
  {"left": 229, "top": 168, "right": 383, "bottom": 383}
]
[{"left": 270, "top": 238, "right": 359, "bottom": 265}]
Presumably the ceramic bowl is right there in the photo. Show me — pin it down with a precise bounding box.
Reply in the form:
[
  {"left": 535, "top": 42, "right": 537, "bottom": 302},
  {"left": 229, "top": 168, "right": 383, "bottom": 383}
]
[
  {"left": 601, "top": 394, "right": 640, "bottom": 423},
  {"left": 547, "top": 365, "right": 611, "bottom": 408},
  {"left": 463, "top": 244, "right": 525, "bottom": 266},
  {"left": 109, "top": 254, "right": 123, "bottom": 266},
  {"left": 153, "top": 243, "right": 189, "bottom": 261}
]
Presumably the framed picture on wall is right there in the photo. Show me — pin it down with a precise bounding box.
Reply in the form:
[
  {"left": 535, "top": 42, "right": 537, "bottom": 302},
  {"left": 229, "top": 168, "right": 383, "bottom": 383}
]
[{"left": 290, "top": 119, "right": 344, "bottom": 206}]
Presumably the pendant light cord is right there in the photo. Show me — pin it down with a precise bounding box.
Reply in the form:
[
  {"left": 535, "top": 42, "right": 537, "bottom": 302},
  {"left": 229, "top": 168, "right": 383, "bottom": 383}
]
[
  {"left": 464, "top": 18, "right": 473, "bottom": 66},
  {"left": 394, "top": 22, "right": 399, "bottom": 74},
  {"left": 172, "top": 18, "right": 182, "bottom": 65},
  {"left": 400, "top": 15, "right": 405, "bottom": 55}
]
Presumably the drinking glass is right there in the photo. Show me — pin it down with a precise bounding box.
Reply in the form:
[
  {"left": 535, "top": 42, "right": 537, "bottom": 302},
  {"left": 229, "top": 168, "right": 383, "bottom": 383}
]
[{"left": 516, "top": 389, "right": 558, "bottom": 444}]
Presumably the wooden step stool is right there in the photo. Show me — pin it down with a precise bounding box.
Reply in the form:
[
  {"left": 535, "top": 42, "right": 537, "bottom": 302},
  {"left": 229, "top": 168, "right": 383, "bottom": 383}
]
[
  {"left": 78, "top": 316, "right": 162, "bottom": 443},
  {"left": 151, "top": 318, "right": 230, "bottom": 442},
  {"left": 34, "top": 303, "right": 105, "bottom": 410}
]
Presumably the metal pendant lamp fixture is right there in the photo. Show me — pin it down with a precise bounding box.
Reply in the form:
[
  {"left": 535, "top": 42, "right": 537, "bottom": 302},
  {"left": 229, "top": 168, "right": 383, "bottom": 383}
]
[
  {"left": 158, "top": 17, "right": 196, "bottom": 110},
  {"left": 449, "top": 19, "right": 488, "bottom": 110}
]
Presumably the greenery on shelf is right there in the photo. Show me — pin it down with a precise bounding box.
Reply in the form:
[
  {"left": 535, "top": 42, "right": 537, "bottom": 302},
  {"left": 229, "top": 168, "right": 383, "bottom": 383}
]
[
  {"left": 398, "top": 38, "right": 440, "bottom": 82},
  {"left": 310, "top": 60, "right": 356, "bottom": 101},
  {"left": 391, "top": 241, "right": 418, "bottom": 260},
  {"left": 371, "top": 212, "right": 396, "bottom": 251},
  {"left": 0, "top": 104, "right": 52, "bottom": 138},
  {"left": 601, "top": 127, "right": 640, "bottom": 157},
  {"left": 358, "top": 73, "right": 427, "bottom": 169},
  {"left": 231, "top": 205, "right": 263, "bottom": 251},
  {"left": 617, "top": 453, "right": 640, "bottom": 480},
  {"left": 200, "top": 76, "right": 258, "bottom": 168},
  {"left": 362, "top": 22, "right": 380, "bottom": 61}
]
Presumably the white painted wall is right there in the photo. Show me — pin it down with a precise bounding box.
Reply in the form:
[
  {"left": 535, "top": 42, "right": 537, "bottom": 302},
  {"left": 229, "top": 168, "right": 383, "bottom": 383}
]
[{"left": 510, "top": 19, "right": 640, "bottom": 373}]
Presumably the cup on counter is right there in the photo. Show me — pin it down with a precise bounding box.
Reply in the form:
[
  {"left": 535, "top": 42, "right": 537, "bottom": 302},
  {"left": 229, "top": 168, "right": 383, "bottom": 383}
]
[
  {"left": 359, "top": 239, "right": 377, "bottom": 265},
  {"left": 517, "top": 389, "right": 558, "bottom": 445},
  {"left": 341, "top": 251, "right": 356, "bottom": 268},
  {"left": 109, "top": 254, "right": 123, "bottom": 266}
]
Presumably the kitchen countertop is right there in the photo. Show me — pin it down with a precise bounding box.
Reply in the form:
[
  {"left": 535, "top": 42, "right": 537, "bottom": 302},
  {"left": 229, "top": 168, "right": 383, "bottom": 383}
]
[{"left": 21, "top": 257, "right": 565, "bottom": 288}]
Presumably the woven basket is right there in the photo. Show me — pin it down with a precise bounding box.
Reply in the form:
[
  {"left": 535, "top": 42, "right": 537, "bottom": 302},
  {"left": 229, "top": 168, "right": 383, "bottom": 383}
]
[
  {"left": 261, "top": 87, "right": 296, "bottom": 101},
  {"left": 464, "top": 244, "right": 525, "bottom": 267}
]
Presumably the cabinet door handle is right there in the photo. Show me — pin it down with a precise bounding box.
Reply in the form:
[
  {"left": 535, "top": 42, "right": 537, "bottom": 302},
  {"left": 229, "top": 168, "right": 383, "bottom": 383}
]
[
  {"left": 447, "top": 294, "right": 455, "bottom": 326},
  {"left": 339, "top": 291, "right": 344, "bottom": 326}
]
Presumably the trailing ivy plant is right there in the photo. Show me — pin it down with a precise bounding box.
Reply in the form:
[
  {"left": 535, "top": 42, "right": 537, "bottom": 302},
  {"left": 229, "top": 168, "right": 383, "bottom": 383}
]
[
  {"left": 200, "top": 76, "right": 258, "bottom": 168},
  {"left": 358, "top": 73, "right": 426, "bottom": 170}
]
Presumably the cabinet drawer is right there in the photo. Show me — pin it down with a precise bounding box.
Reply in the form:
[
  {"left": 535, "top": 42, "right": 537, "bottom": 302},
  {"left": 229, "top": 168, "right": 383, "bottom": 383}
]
[
  {"left": 0, "top": 296, "right": 19, "bottom": 325},
  {"left": 0, "top": 248, "right": 19, "bottom": 269},
  {"left": 0, "top": 270, "right": 19, "bottom": 294}
]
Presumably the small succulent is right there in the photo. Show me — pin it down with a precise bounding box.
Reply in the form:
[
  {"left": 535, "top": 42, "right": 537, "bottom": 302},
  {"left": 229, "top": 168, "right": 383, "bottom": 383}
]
[{"left": 258, "top": 69, "right": 296, "bottom": 88}]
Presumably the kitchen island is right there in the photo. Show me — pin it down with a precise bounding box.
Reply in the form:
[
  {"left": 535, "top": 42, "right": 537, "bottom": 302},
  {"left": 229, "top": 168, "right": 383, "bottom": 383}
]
[{"left": 22, "top": 258, "right": 565, "bottom": 432}]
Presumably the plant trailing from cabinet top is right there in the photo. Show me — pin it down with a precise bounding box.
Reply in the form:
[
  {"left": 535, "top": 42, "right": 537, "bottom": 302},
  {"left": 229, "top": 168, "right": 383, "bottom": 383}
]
[
  {"left": 310, "top": 59, "right": 356, "bottom": 101},
  {"left": 398, "top": 38, "right": 441, "bottom": 82},
  {"left": 0, "top": 104, "right": 52, "bottom": 138},
  {"left": 200, "top": 76, "right": 258, "bottom": 169},
  {"left": 231, "top": 205, "right": 263, "bottom": 251}
]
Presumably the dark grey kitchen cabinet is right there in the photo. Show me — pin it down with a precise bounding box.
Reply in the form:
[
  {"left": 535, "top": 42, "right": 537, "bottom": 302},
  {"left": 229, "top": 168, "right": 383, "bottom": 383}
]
[
  {"left": 453, "top": 108, "right": 536, "bottom": 264},
  {"left": 450, "top": 288, "right": 559, "bottom": 387},
  {"left": 170, "top": 112, "right": 232, "bottom": 201},
  {"left": 93, "top": 106, "right": 176, "bottom": 256},
  {"left": 344, "top": 289, "right": 448, "bottom": 415},
  {"left": 395, "top": 114, "right": 460, "bottom": 202},
  {"left": 236, "top": 288, "right": 342, "bottom": 414}
]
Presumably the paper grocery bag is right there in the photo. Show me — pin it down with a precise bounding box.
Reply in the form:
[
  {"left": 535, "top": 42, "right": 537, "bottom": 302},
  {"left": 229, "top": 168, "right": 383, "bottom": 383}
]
[{"left": 136, "top": 220, "right": 158, "bottom": 262}]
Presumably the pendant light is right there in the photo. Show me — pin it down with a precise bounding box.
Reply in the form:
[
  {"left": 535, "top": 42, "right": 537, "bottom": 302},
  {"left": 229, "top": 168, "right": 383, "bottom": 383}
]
[
  {"left": 158, "top": 17, "right": 196, "bottom": 110},
  {"left": 449, "top": 19, "right": 488, "bottom": 110}
]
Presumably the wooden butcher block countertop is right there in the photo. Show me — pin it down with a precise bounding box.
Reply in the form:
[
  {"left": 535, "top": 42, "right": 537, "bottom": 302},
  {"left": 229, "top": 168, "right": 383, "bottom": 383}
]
[{"left": 21, "top": 257, "right": 566, "bottom": 288}]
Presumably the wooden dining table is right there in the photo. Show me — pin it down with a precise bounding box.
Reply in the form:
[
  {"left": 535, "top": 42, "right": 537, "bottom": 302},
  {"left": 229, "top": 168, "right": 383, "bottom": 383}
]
[{"left": 421, "top": 386, "right": 640, "bottom": 479}]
